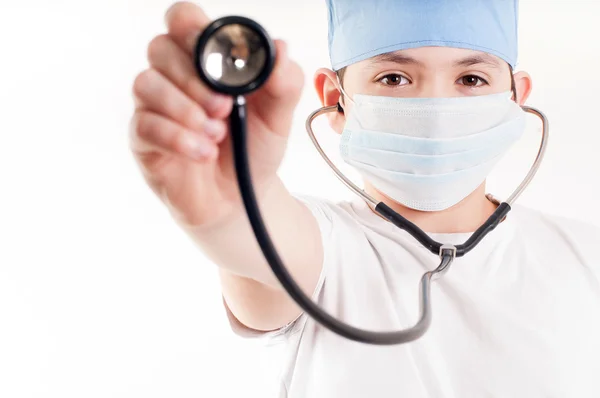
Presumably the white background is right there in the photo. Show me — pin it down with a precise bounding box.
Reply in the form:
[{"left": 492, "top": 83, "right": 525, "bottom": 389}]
[{"left": 0, "top": 1, "right": 599, "bottom": 397}]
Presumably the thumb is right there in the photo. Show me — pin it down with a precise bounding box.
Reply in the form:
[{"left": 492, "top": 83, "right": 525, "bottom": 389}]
[{"left": 247, "top": 40, "right": 305, "bottom": 137}]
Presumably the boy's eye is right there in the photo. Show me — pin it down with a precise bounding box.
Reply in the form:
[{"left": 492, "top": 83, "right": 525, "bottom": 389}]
[
  {"left": 458, "top": 75, "right": 488, "bottom": 87},
  {"left": 378, "top": 74, "right": 410, "bottom": 86}
]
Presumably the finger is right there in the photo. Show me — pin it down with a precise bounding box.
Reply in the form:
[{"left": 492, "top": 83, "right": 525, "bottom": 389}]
[
  {"left": 132, "top": 68, "right": 227, "bottom": 141},
  {"left": 130, "top": 109, "right": 218, "bottom": 162},
  {"left": 165, "top": 1, "right": 210, "bottom": 55},
  {"left": 147, "top": 34, "right": 233, "bottom": 119},
  {"left": 248, "top": 39, "right": 305, "bottom": 137}
]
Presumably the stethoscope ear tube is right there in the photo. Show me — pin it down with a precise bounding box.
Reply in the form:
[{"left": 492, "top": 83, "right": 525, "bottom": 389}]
[{"left": 230, "top": 97, "right": 548, "bottom": 345}]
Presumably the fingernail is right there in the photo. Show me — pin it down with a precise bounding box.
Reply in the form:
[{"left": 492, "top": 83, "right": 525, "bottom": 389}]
[
  {"left": 277, "top": 39, "right": 288, "bottom": 58},
  {"left": 203, "top": 119, "right": 225, "bottom": 138},
  {"left": 278, "top": 41, "right": 290, "bottom": 65},
  {"left": 182, "top": 134, "right": 214, "bottom": 160}
]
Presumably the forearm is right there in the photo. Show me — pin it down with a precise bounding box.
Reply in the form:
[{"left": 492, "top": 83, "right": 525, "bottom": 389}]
[{"left": 182, "top": 177, "right": 323, "bottom": 291}]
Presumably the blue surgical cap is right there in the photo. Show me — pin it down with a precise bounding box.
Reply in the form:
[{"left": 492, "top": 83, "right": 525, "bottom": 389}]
[{"left": 326, "top": 0, "right": 519, "bottom": 71}]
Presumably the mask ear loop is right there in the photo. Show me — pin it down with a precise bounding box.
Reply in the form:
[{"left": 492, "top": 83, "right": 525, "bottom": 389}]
[
  {"left": 335, "top": 77, "right": 355, "bottom": 113},
  {"left": 510, "top": 69, "right": 519, "bottom": 103}
]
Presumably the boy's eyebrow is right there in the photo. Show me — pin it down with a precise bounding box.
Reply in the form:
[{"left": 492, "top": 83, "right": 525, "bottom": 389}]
[
  {"left": 453, "top": 54, "right": 502, "bottom": 69},
  {"left": 369, "top": 52, "right": 425, "bottom": 67}
]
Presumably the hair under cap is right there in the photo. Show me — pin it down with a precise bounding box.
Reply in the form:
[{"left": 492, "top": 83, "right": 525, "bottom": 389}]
[{"left": 326, "top": 0, "right": 519, "bottom": 71}]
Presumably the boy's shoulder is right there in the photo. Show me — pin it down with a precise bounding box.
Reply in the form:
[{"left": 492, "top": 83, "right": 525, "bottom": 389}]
[
  {"left": 512, "top": 203, "right": 600, "bottom": 236},
  {"left": 511, "top": 204, "right": 600, "bottom": 261}
]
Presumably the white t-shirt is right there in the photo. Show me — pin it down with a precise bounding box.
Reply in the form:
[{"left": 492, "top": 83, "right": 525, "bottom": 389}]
[{"left": 225, "top": 196, "right": 600, "bottom": 397}]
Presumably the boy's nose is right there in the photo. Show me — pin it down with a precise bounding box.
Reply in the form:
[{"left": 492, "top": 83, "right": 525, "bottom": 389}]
[{"left": 417, "top": 80, "right": 458, "bottom": 98}]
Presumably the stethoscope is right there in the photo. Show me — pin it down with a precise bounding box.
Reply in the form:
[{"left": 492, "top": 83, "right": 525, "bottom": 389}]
[{"left": 193, "top": 16, "right": 550, "bottom": 345}]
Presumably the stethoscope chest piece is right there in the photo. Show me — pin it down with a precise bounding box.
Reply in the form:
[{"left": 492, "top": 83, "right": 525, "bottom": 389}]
[{"left": 193, "top": 16, "right": 276, "bottom": 97}]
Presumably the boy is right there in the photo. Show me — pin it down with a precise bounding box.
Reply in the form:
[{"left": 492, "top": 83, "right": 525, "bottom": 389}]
[{"left": 129, "top": 0, "right": 600, "bottom": 396}]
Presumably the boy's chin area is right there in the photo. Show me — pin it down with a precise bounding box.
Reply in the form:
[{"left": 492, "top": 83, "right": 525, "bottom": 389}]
[{"left": 363, "top": 180, "right": 498, "bottom": 234}]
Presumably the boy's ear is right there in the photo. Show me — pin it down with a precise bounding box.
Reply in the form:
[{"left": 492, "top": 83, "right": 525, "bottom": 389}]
[
  {"left": 513, "top": 71, "right": 533, "bottom": 105},
  {"left": 314, "top": 68, "right": 346, "bottom": 134}
]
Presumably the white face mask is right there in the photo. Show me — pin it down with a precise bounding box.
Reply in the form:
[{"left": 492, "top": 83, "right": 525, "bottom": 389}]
[{"left": 339, "top": 91, "right": 527, "bottom": 211}]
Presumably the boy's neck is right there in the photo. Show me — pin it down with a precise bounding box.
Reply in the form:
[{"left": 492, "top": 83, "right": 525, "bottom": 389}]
[{"left": 365, "top": 182, "right": 498, "bottom": 234}]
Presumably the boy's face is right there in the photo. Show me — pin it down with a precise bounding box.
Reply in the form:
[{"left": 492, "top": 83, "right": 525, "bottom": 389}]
[{"left": 315, "top": 46, "right": 532, "bottom": 134}]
